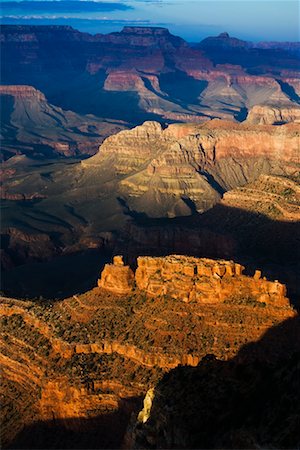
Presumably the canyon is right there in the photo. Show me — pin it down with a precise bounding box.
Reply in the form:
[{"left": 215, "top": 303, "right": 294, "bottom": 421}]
[
  {"left": 1, "top": 25, "right": 300, "bottom": 141},
  {"left": 1, "top": 119, "right": 299, "bottom": 303},
  {"left": 1, "top": 255, "right": 298, "bottom": 448},
  {"left": 0, "top": 24, "right": 300, "bottom": 450}
]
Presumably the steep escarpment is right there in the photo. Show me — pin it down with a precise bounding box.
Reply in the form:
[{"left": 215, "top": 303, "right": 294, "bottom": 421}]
[
  {"left": 0, "top": 255, "right": 297, "bottom": 448},
  {"left": 0, "top": 85, "right": 127, "bottom": 160},
  {"left": 83, "top": 120, "right": 299, "bottom": 217}
]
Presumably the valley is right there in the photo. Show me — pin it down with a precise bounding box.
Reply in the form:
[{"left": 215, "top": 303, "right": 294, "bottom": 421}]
[
  {"left": 1, "top": 119, "right": 299, "bottom": 303},
  {"left": 1, "top": 25, "right": 300, "bottom": 147}
]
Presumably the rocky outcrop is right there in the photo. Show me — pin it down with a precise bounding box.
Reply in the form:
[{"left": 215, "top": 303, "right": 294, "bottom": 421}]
[
  {"left": 199, "top": 32, "right": 251, "bottom": 50},
  {"left": 98, "top": 256, "right": 135, "bottom": 294},
  {"left": 83, "top": 119, "right": 300, "bottom": 217},
  {"left": 0, "top": 84, "right": 127, "bottom": 160},
  {"left": 104, "top": 70, "right": 149, "bottom": 92},
  {"left": 0, "top": 85, "right": 46, "bottom": 100},
  {"left": 221, "top": 174, "right": 300, "bottom": 221},
  {"left": 137, "top": 388, "right": 155, "bottom": 424},
  {"left": 246, "top": 104, "right": 300, "bottom": 124},
  {"left": 99, "top": 255, "right": 289, "bottom": 307},
  {"left": 2, "top": 119, "right": 299, "bottom": 298},
  {"left": 100, "top": 26, "right": 186, "bottom": 50},
  {"left": 0, "top": 268, "right": 296, "bottom": 448},
  {"left": 199, "top": 33, "right": 300, "bottom": 55}
]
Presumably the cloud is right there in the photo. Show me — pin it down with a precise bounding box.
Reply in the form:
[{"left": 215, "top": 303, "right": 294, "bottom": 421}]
[
  {"left": 0, "top": 1, "right": 133, "bottom": 13},
  {"left": 0, "top": 15, "right": 155, "bottom": 24},
  {"left": 0, "top": 15, "right": 171, "bottom": 29}
]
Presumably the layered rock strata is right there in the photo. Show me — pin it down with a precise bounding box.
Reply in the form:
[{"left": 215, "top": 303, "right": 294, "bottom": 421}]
[
  {"left": 83, "top": 120, "right": 300, "bottom": 217},
  {"left": 2, "top": 25, "right": 299, "bottom": 125},
  {"left": 1, "top": 262, "right": 296, "bottom": 448},
  {"left": 0, "top": 84, "right": 127, "bottom": 160},
  {"left": 246, "top": 104, "right": 300, "bottom": 124},
  {"left": 0, "top": 85, "right": 46, "bottom": 100},
  {"left": 98, "top": 256, "right": 135, "bottom": 294},
  {"left": 99, "top": 255, "right": 289, "bottom": 307}
]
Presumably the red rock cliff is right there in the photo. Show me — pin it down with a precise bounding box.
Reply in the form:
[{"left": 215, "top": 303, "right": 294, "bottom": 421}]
[{"left": 99, "top": 255, "right": 289, "bottom": 307}]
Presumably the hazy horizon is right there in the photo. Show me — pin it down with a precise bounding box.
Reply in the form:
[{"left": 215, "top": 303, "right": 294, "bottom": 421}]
[{"left": 0, "top": 0, "right": 299, "bottom": 42}]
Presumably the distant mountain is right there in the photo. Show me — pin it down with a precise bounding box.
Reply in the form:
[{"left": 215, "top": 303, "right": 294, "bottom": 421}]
[
  {"left": 255, "top": 40, "right": 300, "bottom": 54},
  {"left": 199, "top": 31, "right": 300, "bottom": 54},
  {"left": 198, "top": 32, "right": 252, "bottom": 50}
]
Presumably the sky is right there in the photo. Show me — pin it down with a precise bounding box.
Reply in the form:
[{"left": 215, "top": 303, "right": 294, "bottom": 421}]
[{"left": 0, "top": 0, "right": 299, "bottom": 42}]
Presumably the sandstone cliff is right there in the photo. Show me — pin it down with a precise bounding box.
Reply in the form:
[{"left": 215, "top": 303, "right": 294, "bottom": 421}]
[{"left": 99, "top": 255, "right": 289, "bottom": 307}]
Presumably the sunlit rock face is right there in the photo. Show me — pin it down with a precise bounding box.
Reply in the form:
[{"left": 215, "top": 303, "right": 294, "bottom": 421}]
[
  {"left": 83, "top": 119, "right": 300, "bottom": 218},
  {"left": 246, "top": 104, "right": 300, "bottom": 124},
  {"left": 99, "top": 254, "right": 289, "bottom": 307},
  {"left": 1, "top": 251, "right": 297, "bottom": 448},
  {"left": 98, "top": 256, "right": 135, "bottom": 294}
]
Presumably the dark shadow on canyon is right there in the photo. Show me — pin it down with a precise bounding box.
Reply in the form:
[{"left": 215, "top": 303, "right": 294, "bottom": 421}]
[
  {"left": 1, "top": 249, "right": 111, "bottom": 301},
  {"left": 1, "top": 204, "right": 299, "bottom": 306},
  {"left": 119, "top": 203, "right": 300, "bottom": 307},
  {"left": 6, "top": 396, "right": 143, "bottom": 450},
  {"left": 5, "top": 315, "right": 300, "bottom": 449},
  {"left": 132, "top": 314, "right": 300, "bottom": 449}
]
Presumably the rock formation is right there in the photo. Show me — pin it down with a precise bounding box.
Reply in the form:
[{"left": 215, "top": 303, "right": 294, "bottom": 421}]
[
  {"left": 199, "top": 32, "right": 252, "bottom": 50},
  {"left": 0, "top": 85, "right": 46, "bottom": 100},
  {"left": 246, "top": 104, "right": 300, "bottom": 124},
  {"left": 1, "top": 25, "right": 299, "bottom": 126},
  {"left": 0, "top": 255, "right": 297, "bottom": 448},
  {"left": 99, "top": 255, "right": 289, "bottom": 307},
  {"left": 98, "top": 256, "right": 135, "bottom": 294},
  {"left": 1, "top": 118, "right": 299, "bottom": 301},
  {"left": 221, "top": 174, "right": 300, "bottom": 221},
  {"left": 82, "top": 119, "right": 299, "bottom": 217},
  {"left": 0, "top": 84, "right": 127, "bottom": 160}
]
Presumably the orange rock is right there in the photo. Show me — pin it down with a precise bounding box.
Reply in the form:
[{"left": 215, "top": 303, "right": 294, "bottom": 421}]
[
  {"left": 113, "top": 255, "right": 125, "bottom": 266},
  {"left": 98, "top": 260, "right": 135, "bottom": 294},
  {"left": 98, "top": 255, "right": 290, "bottom": 308},
  {"left": 254, "top": 270, "right": 262, "bottom": 280}
]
